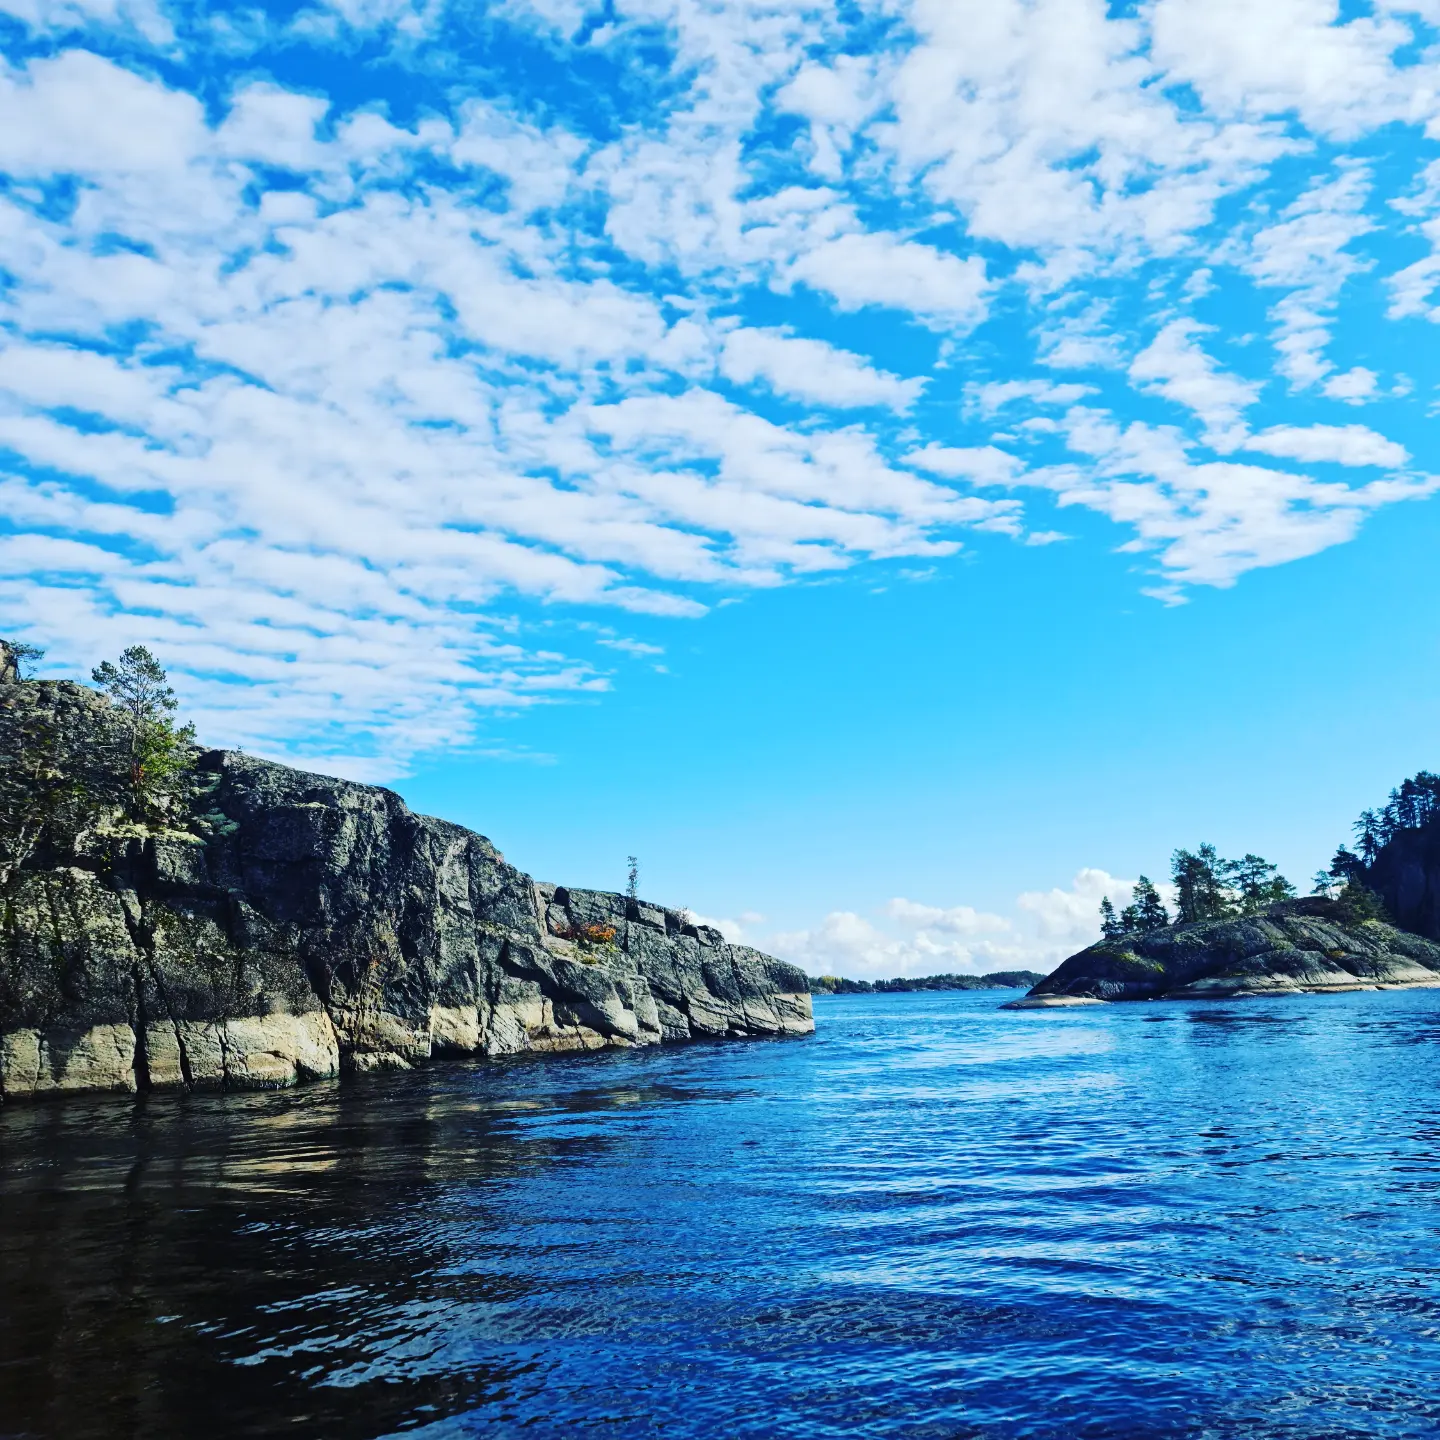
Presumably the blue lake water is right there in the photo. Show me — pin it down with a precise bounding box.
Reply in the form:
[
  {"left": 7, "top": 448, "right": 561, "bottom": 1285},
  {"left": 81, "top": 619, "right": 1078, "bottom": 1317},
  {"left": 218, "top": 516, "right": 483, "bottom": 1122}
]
[{"left": 3, "top": 989, "right": 1440, "bottom": 1439}]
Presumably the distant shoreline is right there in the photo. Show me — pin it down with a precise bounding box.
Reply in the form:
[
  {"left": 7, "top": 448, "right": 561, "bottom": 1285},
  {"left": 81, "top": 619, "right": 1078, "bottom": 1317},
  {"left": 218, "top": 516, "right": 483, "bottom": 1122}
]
[{"left": 808, "top": 970, "right": 1045, "bottom": 996}]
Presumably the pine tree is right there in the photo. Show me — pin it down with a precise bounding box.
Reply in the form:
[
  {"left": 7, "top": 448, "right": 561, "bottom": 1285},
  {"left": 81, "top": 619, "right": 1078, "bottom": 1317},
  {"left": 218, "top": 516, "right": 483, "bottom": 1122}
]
[
  {"left": 1, "top": 639, "right": 44, "bottom": 681},
  {"left": 1131, "top": 876, "right": 1170, "bottom": 931},
  {"left": 1354, "top": 809, "right": 1384, "bottom": 865},
  {"left": 1336, "top": 881, "right": 1387, "bottom": 924},
  {"left": 1228, "top": 853, "right": 1296, "bottom": 913},
  {"left": 1099, "top": 896, "right": 1125, "bottom": 940},
  {"left": 1171, "top": 844, "right": 1233, "bottom": 924},
  {"left": 90, "top": 646, "right": 198, "bottom": 832},
  {"left": 1328, "top": 846, "right": 1363, "bottom": 886},
  {"left": 626, "top": 855, "right": 639, "bottom": 903}
]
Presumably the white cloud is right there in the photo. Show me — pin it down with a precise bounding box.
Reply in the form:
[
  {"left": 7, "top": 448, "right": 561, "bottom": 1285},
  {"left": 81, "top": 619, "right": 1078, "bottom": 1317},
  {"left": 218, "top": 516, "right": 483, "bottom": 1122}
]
[
  {"left": 1129, "top": 320, "right": 1261, "bottom": 439},
  {"left": 1246, "top": 168, "right": 1374, "bottom": 387},
  {"left": 1149, "top": 0, "right": 1432, "bottom": 140},
  {"left": 775, "top": 55, "right": 879, "bottom": 179},
  {"left": 2, "top": 2, "right": 1440, "bottom": 769},
  {"left": 967, "top": 379, "right": 1096, "bottom": 416},
  {"left": 879, "top": 0, "right": 1293, "bottom": 276},
  {"left": 1322, "top": 367, "right": 1379, "bottom": 403},
  {"left": 1241, "top": 424, "right": 1408, "bottom": 468},
  {"left": 769, "top": 868, "right": 1144, "bottom": 979},
  {"left": 1052, "top": 409, "right": 1437, "bottom": 589},
  {"left": 0, "top": 0, "right": 172, "bottom": 42},
  {"left": 719, "top": 328, "right": 924, "bottom": 410},
  {"left": 1016, "top": 867, "right": 1135, "bottom": 945},
  {"left": 450, "top": 98, "right": 585, "bottom": 214},
  {"left": 0, "top": 50, "right": 204, "bottom": 174},
  {"left": 905, "top": 444, "right": 1023, "bottom": 485},
  {"left": 884, "top": 897, "right": 1011, "bottom": 934},
  {"left": 787, "top": 232, "right": 990, "bottom": 329},
  {"left": 1388, "top": 164, "right": 1440, "bottom": 321}
]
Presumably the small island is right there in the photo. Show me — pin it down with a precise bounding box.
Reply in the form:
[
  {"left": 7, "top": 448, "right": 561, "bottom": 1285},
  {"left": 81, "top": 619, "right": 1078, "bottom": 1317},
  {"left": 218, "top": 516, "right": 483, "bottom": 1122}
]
[{"left": 1009, "top": 777, "right": 1440, "bottom": 1006}]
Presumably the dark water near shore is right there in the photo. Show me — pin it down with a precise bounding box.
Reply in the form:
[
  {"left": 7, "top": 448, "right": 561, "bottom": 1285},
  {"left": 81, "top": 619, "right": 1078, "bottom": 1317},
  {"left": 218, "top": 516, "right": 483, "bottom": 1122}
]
[{"left": 3, "top": 991, "right": 1440, "bottom": 1439}]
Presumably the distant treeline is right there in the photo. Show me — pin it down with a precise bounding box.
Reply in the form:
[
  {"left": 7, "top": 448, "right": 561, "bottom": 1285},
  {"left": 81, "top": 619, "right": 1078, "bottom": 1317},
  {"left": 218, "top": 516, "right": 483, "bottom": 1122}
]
[{"left": 809, "top": 970, "right": 1045, "bottom": 996}]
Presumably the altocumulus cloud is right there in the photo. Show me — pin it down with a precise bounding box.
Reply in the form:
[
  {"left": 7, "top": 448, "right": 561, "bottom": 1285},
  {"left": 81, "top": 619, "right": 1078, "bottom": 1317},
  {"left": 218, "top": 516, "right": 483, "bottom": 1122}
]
[{"left": 1, "top": 0, "right": 1439, "bottom": 771}]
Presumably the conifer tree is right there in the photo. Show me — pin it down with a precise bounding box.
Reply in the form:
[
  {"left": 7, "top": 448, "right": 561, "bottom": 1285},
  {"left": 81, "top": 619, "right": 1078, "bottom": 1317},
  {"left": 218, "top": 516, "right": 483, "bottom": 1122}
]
[
  {"left": 1, "top": 639, "right": 44, "bottom": 680},
  {"left": 1229, "top": 853, "right": 1295, "bottom": 913},
  {"left": 90, "top": 646, "right": 199, "bottom": 832},
  {"left": 1099, "top": 896, "right": 1124, "bottom": 940},
  {"left": 1171, "top": 845, "right": 1232, "bottom": 924},
  {"left": 1327, "top": 846, "right": 1363, "bottom": 887},
  {"left": 1131, "top": 876, "right": 1170, "bottom": 930}
]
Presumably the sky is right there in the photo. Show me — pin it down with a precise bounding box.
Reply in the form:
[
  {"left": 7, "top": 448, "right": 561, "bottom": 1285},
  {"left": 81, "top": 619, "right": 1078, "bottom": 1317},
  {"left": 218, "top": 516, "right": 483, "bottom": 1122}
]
[{"left": 2, "top": 0, "right": 1440, "bottom": 977}]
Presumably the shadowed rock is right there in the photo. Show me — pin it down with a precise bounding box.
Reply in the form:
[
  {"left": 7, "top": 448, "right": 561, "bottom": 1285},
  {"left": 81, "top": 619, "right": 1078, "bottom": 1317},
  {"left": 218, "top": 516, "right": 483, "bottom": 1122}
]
[
  {"left": 1367, "top": 823, "right": 1440, "bottom": 943},
  {"left": 1005, "top": 897, "right": 1440, "bottom": 1008}
]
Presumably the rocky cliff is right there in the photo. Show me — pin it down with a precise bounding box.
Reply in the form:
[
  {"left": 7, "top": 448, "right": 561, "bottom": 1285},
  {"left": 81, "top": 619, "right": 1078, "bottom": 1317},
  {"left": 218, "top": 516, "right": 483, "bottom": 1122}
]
[
  {"left": 1366, "top": 822, "right": 1440, "bottom": 942},
  {"left": 1006, "top": 897, "right": 1440, "bottom": 1007},
  {"left": 0, "top": 679, "right": 812, "bottom": 1102}
]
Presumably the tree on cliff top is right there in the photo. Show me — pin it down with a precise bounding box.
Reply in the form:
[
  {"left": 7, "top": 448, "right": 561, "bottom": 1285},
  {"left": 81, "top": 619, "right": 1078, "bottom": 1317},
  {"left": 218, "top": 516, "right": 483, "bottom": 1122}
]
[
  {"left": 1098, "top": 874, "right": 1172, "bottom": 940},
  {"left": 1170, "top": 846, "right": 1295, "bottom": 923},
  {"left": 1352, "top": 772, "right": 1440, "bottom": 862},
  {"left": 1, "top": 639, "right": 44, "bottom": 681},
  {"left": 1230, "top": 853, "right": 1296, "bottom": 911},
  {"left": 91, "top": 646, "right": 204, "bottom": 834},
  {"left": 1099, "top": 896, "right": 1124, "bottom": 939},
  {"left": 1172, "top": 845, "right": 1232, "bottom": 923},
  {"left": 1130, "top": 876, "right": 1171, "bottom": 930}
]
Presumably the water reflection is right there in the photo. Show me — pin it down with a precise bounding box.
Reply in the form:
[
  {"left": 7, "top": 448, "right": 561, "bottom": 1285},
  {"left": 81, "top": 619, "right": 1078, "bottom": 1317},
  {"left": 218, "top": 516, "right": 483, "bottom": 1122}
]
[
  {"left": 1, "top": 994, "right": 1439, "bottom": 1439},
  {"left": 0, "top": 1064, "right": 645, "bottom": 1439}
]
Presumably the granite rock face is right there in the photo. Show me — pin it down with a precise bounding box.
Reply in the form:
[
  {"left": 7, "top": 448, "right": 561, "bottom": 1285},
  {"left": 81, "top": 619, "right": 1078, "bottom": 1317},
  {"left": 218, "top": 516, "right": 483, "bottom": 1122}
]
[
  {"left": 1007, "top": 897, "right": 1440, "bottom": 1008},
  {"left": 0, "top": 691, "right": 812, "bottom": 1102}
]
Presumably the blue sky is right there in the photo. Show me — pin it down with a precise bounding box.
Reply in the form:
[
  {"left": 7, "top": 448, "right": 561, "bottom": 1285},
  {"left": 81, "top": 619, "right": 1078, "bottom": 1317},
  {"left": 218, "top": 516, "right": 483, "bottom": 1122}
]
[{"left": 3, "top": 0, "right": 1440, "bottom": 975}]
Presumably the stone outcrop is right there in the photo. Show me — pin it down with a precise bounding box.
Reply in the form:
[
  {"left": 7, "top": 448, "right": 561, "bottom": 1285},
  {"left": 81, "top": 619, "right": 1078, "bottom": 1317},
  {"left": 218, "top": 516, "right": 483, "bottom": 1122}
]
[
  {"left": 1006, "top": 897, "right": 1440, "bottom": 1007},
  {"left": 0, "top": 677, "right": 812, "bottom": 1102}
]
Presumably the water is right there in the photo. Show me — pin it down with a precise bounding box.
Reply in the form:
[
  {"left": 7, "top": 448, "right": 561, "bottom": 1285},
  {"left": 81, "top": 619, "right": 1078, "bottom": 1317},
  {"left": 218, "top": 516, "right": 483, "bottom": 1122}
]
[{"left": 2, "top": 990, "right": 1440, "bottom": 1440}]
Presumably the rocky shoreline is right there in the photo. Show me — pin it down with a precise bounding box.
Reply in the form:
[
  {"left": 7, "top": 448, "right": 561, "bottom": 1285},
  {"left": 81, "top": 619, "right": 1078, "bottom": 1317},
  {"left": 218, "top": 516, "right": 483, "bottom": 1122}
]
[
  {"left": 1005, "top": 897, "right": 1440, "bottom": 1008},
  {"left": 1, "top": 680, "right": 813, "bottom": 1103}
]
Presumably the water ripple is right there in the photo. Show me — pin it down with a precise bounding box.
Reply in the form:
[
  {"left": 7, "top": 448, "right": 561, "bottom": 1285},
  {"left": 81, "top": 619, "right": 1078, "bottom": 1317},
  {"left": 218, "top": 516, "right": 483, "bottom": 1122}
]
[{"left": 3, "top": 989, "right": 1440, "bottom": 1438}]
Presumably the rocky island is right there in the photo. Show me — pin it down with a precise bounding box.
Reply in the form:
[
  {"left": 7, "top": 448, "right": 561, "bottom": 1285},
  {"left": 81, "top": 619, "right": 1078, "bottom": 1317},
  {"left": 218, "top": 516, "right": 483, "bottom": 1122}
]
[
  {"left": 1007, "top": 897, "right": 1440, "bottom": 1006},
  {"left": 0, "top": 645, "right": 812, "bottom": 1102},
  {"left": 1010, "top": 780, "right": 1440, "bottom": 1007}
]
